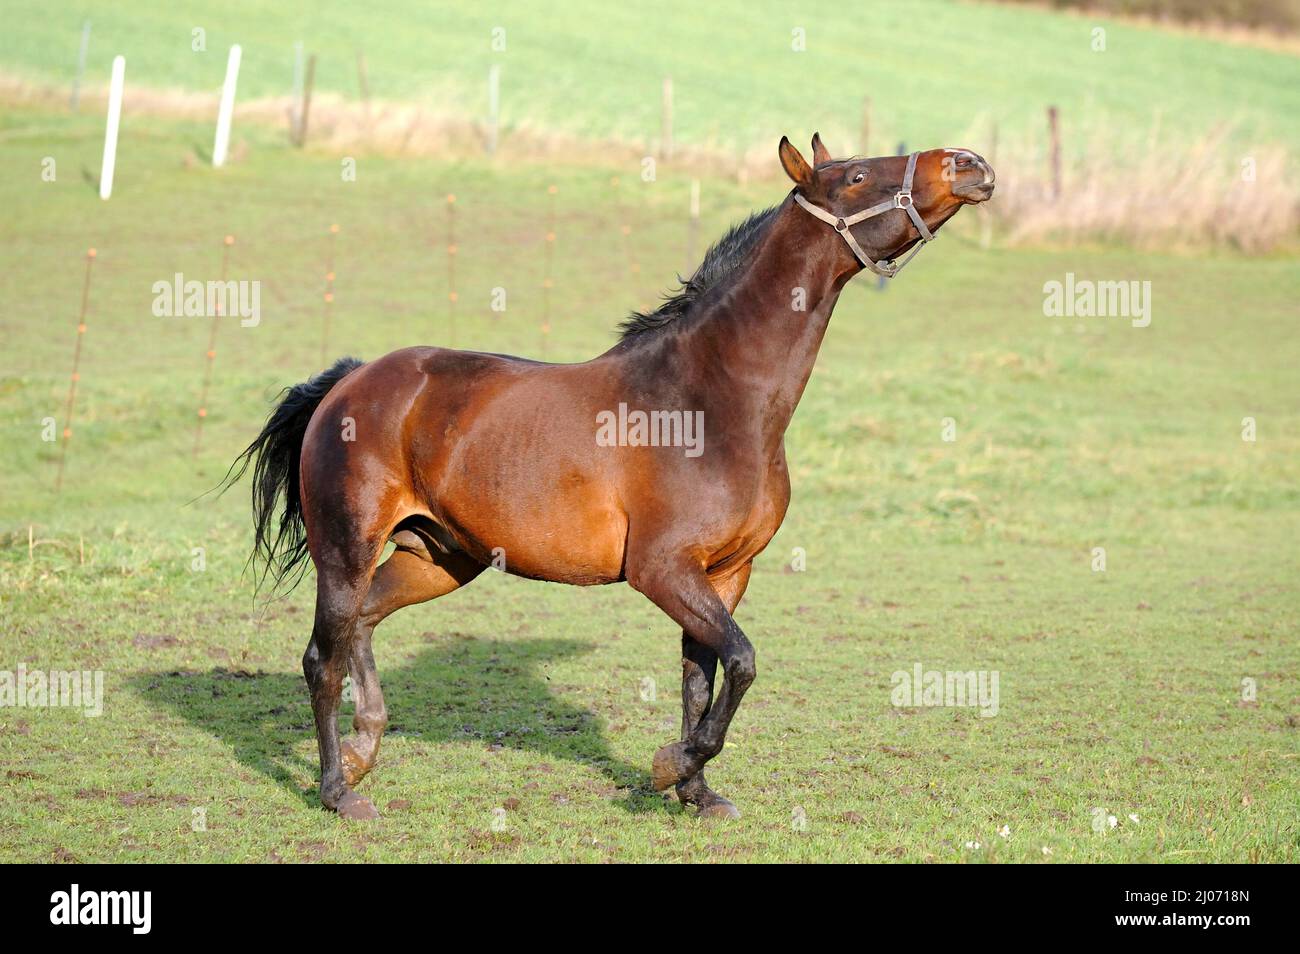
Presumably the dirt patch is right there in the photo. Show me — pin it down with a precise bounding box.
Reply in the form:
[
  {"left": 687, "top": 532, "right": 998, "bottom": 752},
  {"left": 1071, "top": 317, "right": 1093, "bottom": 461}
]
[{"left": 134, "top": 633, "right": 180, "bottom": 650}]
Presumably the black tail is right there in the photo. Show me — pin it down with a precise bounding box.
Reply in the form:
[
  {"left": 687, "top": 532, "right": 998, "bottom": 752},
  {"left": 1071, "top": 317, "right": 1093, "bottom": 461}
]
[{"left": 220, "top": 357, "right": 364, "bottom": 595}]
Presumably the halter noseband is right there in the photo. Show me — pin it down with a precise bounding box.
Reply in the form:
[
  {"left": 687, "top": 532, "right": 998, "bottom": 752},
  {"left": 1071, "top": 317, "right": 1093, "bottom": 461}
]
[{"left": 793, "top": 151, "right": 934, "bottom": 278}]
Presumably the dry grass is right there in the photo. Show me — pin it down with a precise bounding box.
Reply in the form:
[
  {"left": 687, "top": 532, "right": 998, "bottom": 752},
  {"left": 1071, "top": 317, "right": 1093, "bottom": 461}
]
[
  {"left": 984, "top": 119, "right": 1299, "bottom": 250},
  {"left": 3, "top": 72, "right": 1294, "bottom": 251},
  {"left": 0, "top": 73, "right": 769, "bottom": 182}
]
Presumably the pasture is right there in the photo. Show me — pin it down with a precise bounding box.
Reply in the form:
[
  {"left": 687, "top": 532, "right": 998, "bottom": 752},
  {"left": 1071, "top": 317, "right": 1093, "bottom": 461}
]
[
  {"left": 3, "top": 0, "right": 1298, "bottom": 154},
  {"left": 0, "top": 1, "right": 1297, "bottom": 863}
]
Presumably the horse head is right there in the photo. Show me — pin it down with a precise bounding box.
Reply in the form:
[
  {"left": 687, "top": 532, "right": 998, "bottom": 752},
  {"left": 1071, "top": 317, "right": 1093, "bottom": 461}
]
[{"left": 779, "top": 133, "right": 995, "bottom": 276}]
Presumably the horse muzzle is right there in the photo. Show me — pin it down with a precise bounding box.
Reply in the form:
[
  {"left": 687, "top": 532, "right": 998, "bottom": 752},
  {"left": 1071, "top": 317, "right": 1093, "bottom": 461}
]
[{"left": 952, "top": 151, "right": 996, "bottom": 203}]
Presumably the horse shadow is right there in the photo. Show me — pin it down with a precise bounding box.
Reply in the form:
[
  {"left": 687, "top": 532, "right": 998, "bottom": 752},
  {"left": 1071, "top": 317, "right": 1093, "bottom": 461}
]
[{"left": 131, "top": 635, "right": 664, "bottom": 815}]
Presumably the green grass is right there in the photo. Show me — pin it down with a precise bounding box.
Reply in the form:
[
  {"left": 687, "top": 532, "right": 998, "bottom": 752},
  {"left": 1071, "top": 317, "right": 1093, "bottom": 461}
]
[
  {"left": 2, "top": 0, "right": 1298, "bottom": 157},
  {"left": 0, "top": 100, "right": 1296, "bottom": 862}
]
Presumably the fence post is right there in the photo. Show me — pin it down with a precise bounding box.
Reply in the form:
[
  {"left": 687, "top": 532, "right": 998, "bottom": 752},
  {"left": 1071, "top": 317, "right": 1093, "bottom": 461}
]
[
  {"left": 290, "top": 42, "right": 304, "bottom": 141},
  {"left": 445, "top": 195, "right": 457, "bottom": 346},
  {"left": 56, "top": 249, "right": 96, "bottom": 492},
  {"left": 212, "top": 45, "right": 242, "bottom": 168},
  {"left": 356, "top": 50, "right": 372, "bottom": 127},
  {"left": 321, "top": 225, "right": 338, "bottom": 366},
  {"left": 661, "top": 76, "right": 674, "bottom": 160},
  {"left": 99, "top": 56, "right": 125, "bottom": 200},
  {"left": 1047, "top": 105, "right": 1061, "bottom": 200},
  {"left": 542, "top": 184, "right": 556, "bottom": 355},
  {"left": 71, "top": 21, "right": 91, "bottom": 111},
  {"left": 611, "top": 176, "right": 645, "bottom": 310},
  {"left": 295, "top": 54, "right": 316, "bottom": 147},
  {"left": 194, "top": 235, "right": 233, "bottom": 459},
  {"left": 686, "top": 178, "right": 700, "bottom": 271},
  {"left": 487, "top": 65, "right": 500, "bottom": 156}
]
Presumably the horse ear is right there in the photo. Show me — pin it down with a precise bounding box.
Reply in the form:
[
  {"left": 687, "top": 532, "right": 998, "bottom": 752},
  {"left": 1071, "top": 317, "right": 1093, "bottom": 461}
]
[
  {"left": 779, "top": 136, "right": 813, "bottom": 187},
  {"left": 811, "top": 132, "right": 832, "bottom": 166}
]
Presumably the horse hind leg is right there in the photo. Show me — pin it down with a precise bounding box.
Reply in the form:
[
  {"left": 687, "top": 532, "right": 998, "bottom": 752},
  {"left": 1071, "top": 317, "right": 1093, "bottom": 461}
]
[
  {"left": 340, "top": 635, "right": 383, "bottom": 789},
  {"left": 304, "top": 561, "right": 377, "bottom": 821},
  {"left": 340, "top": 529, "right": 485, "bottom": 790}
]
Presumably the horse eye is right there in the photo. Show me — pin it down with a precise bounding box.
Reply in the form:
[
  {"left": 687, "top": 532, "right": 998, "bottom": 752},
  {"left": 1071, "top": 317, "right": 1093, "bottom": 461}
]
[{"left": 852, "top": 172, "right": 865, "bottom": 183}]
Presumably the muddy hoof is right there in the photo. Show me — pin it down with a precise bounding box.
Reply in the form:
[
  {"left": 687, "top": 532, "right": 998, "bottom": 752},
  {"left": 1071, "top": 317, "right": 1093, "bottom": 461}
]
[
  {"left": 697, "top": 797, "right": 741, "bottom": 820},
  {"left": 340, "top": 738, "right": 372, "bottom": 787},
  {"left": 651, "top": 741, "right": 694, "bottom": 791},
  {"left": 336, "top": 791, "right": 380, "bottom": 821}
]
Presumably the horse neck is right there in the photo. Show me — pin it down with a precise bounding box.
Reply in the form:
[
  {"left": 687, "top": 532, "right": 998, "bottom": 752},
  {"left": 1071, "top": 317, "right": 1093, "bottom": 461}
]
[{"left": 683, "top": 196, "right": 859, "bottom": 449}]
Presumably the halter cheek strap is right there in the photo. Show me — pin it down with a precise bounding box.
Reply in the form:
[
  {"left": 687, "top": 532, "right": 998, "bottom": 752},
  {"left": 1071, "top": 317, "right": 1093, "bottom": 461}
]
[{"left": 793, "top": 151, "right": 934, "bottom": 278}]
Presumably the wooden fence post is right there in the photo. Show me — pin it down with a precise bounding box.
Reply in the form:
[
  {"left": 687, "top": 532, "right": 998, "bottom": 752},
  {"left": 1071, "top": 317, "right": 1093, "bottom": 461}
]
[
  {"left": 320, "top": 224, "right": 338, "bottom": 366},
  {"left": 445, "top": 195, "right": 458, "bottom": 346},
  {"left": 1047, "top": 105, "right": 1061, "bottom": 200},
  {"left": 686, "top": 178, "right": 700, "bottom": 271},
  {"left": 661, "top": 76, "right": 674, "bottom": 160},
  {"left": 56, "top": 249, "right": 96, "bottom": 492},
  {"left": 193, "top": 235, "right": 233, "bottom": 459},
  {"left": 487, "top": 65, "right": 500, "bottom": 156},
  {"left": 295, "top": 54, "right": 316, "bottom": 147},
  {"left": 71, "top": 21, "right": 91, "bottom": 111},
  {"left": 290, "top": 42, "right": 304, "bottom": 141},
  {"left": 356, "top": 50, "right": 372, "bottom": 127},
  {"left": 542, "top": 184, "right": 556, "bottom": 355}
]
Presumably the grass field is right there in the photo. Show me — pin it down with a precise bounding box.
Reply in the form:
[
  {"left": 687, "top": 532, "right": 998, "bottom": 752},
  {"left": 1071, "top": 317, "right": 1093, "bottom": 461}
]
[
  {"left": 4, "top": 0, "right": 1298, "bottom": 157},
  {"left": 1, "top": 2, "right": 1297, "bottom": 863}
]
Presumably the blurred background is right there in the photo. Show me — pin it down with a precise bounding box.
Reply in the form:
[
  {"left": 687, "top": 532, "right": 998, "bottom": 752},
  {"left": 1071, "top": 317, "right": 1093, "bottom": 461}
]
[{"left": 3, "top": 0, "right": 1298, "bottom": 247}]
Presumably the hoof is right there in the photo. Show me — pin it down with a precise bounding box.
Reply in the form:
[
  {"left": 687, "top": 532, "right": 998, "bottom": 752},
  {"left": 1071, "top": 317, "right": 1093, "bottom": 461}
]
[
  {"left": 340, "top": 738, "right": 373, "bottom": 787},
  {"left": 697, "top": 797, "right": 741, "bottom": 820},
  {"left": 651, "top": 741, "right": 694, "bottom": 791},
  {"left": 677, "top": 776, "right": 741, "bottom": 820},
  {"left": 335, "top": 790, "right": 380, "bottom": 821}
]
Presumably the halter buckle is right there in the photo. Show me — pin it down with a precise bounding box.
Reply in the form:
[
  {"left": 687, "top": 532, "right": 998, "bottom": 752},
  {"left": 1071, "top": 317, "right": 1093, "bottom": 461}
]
[{"left": 894, "top": 191, "right": 913, "bottom": 210}]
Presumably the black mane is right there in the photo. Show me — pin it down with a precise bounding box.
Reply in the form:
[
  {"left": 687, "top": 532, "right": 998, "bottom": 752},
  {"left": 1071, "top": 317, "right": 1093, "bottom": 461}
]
[{"left": 617, "top": 203, "right": 781, "bottom": 340}]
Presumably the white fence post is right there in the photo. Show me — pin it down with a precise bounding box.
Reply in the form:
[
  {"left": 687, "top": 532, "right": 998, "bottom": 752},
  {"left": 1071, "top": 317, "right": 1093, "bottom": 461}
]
[
  {"left": 99, "top": 55, "right": 125, "bottom": 200},
  {"left": 213, "top": 44, "right": 242, "bottom": 168}
]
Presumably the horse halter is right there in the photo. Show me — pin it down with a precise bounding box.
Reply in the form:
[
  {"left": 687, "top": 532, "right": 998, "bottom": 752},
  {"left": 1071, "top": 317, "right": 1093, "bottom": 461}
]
[{"left": 793, "top": 151, "right": 935, "bottom": 278}]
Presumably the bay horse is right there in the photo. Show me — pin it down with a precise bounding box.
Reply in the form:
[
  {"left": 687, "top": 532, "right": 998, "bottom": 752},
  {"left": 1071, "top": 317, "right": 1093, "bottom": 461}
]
[{"left": 229, "top": 135, "right": 995, "bottom": 820}]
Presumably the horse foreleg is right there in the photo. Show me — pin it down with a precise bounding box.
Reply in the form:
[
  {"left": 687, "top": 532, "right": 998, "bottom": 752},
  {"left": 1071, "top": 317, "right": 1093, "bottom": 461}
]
[
  {"left": 674, "top": 563, "right": 751, "bottom": 818},
  {"left": 629, "top": 555, "right": 757, "bottom": 818}
]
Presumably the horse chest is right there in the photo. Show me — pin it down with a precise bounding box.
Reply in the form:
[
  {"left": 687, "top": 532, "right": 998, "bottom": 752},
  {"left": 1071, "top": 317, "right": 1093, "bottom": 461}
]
[{"left": 708, "top": 456, "right": 791, "bottom": 566}]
